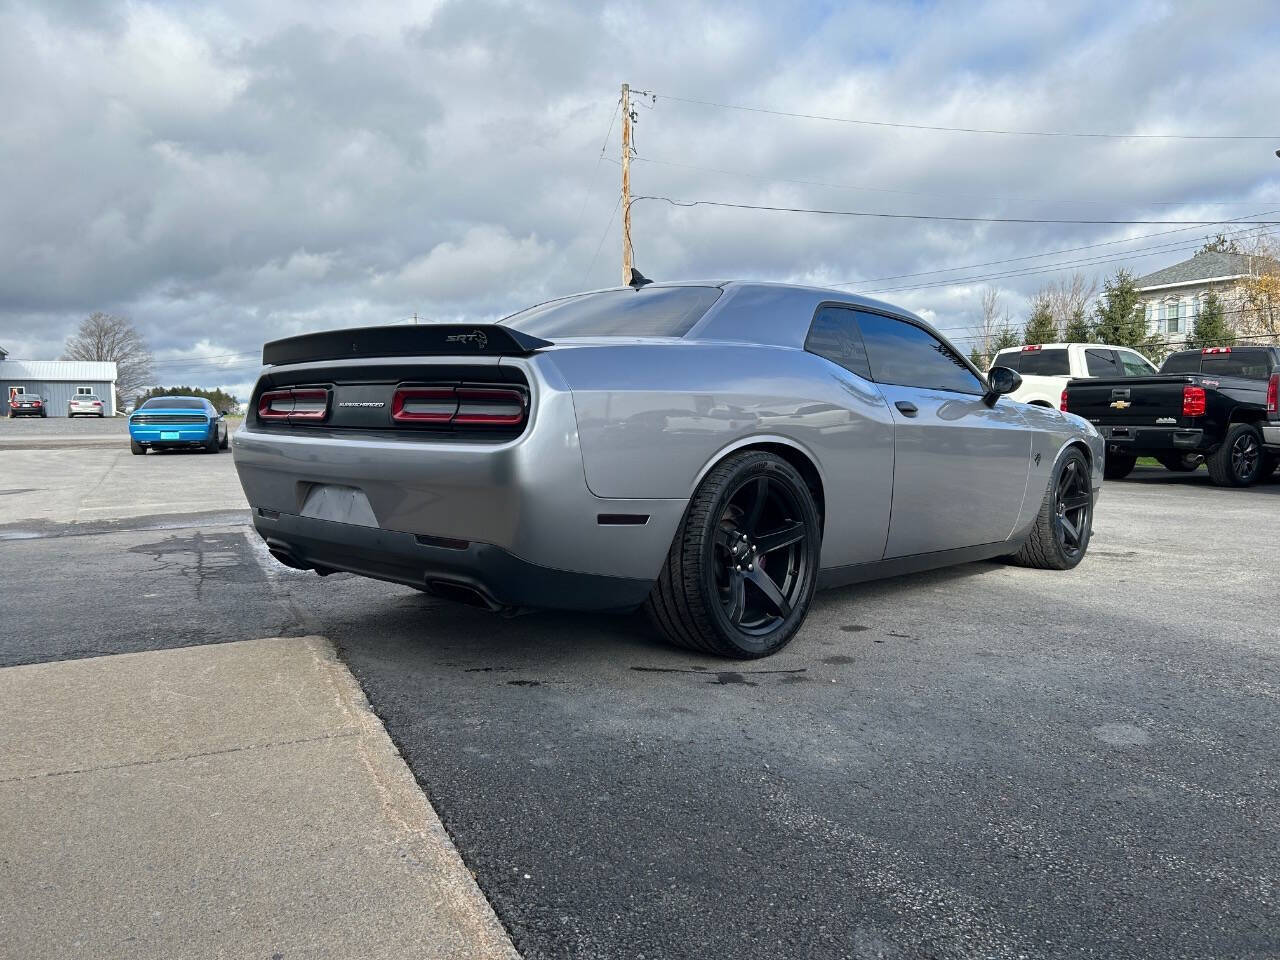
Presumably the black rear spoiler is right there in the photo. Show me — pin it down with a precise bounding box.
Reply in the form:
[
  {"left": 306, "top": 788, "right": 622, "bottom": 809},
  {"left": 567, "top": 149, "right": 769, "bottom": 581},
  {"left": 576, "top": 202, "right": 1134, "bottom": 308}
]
[{"left": 262, "top": 324, "right": 553, "bottom": 366}]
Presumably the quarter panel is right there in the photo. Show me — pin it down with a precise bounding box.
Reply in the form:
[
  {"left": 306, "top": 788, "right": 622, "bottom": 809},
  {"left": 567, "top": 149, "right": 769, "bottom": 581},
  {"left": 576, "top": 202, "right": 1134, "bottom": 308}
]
[{"left": 548, "top": 343, "right": 896, "bottom": 567}]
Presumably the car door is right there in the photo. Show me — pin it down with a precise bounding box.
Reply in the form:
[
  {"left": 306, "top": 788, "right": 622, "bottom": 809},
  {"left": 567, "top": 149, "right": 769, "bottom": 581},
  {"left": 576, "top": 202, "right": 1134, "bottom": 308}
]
[{"left": 854, "top": 311, "right": 1032, "bottom": 558}]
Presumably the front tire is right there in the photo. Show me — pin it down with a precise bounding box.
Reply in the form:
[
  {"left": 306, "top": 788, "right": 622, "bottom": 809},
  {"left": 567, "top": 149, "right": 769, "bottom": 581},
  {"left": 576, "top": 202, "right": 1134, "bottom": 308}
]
[
  {"left": 1103, "top": 453, "right": 1136, "bottom": 480},
  {"left": 645, "top": 451, "right": 821, "bottom": 659},
  {"left": 1011, "top": 448, "right": 1093, "bottom": 570},
  {"left": 1207, "top": 423, "right": 1263, "bottom": 487}
]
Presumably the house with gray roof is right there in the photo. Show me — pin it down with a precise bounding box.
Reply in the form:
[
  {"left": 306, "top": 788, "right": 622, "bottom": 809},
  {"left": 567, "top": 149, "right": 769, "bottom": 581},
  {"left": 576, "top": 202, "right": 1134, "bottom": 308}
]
[{"left": 1134, "top": 250, "right": 1277, "bottom": 347}]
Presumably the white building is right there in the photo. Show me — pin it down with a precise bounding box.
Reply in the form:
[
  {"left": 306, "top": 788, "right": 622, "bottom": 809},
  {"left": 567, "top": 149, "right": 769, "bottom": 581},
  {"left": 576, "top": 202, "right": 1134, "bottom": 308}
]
[
  {"left": 0, "top": 346, "right": 119, "bottom": 416},
  {"left": 1134, "top": 250, "right": 1275, "bottom": 348}
]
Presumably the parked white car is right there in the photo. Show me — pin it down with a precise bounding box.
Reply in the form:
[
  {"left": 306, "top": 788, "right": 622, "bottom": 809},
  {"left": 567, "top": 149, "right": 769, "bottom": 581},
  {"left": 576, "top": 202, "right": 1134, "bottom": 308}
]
[{"left": 989, "top": 342, "right": 1158, "bottom": 409}]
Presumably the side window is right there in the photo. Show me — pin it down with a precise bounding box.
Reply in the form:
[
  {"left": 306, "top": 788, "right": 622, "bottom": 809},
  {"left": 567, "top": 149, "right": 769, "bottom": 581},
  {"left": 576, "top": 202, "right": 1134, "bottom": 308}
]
[
  {"left": 1085, "top": 349, "right": 1120, "bottom": 377},
  {"left": 804, "top": 305, "right": 871, "bottom": 380},
  {"left": 1117, "top": 350, "right": 1154, "bottom": 377},
  {"left": 856, "top": 312, "right": 984, "bottom": 395}
]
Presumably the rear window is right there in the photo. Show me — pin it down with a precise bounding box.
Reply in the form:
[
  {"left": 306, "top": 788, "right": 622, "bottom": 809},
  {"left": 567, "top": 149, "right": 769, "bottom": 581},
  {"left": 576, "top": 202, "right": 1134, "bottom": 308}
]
[
  {"left": 502, "top": 286, "right": 722, "bottom": 338},
  {"left": 140, "top": 397, "right": 206, "bottom": 410},
  {"left": 1005, "top": 347, "right": 1069, "bottom": 376},
  {"left": 76, "top": 395, "right": 99, "bottom": 401},
  {"left": 1201, "top": 350, "right": 1273, "bottom": 379}
]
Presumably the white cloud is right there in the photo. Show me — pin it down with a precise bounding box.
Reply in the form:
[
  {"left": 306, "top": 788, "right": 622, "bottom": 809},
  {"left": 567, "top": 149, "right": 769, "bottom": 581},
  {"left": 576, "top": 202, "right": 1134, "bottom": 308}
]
[{"left": 1, "top": 0, "right": 1278, "bottom": 397}]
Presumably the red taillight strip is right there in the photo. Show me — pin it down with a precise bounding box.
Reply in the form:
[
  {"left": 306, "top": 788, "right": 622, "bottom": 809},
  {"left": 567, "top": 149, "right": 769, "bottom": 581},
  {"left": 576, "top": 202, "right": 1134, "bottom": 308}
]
[
  {"left": 1267, "top": 373, "right": 1278, "bottom": 414},
  {"left": 453, "top": 387, "right": 526, "bottom": 425},
  {"left": 1060, "top": 388, "right": 1068, "bottom": 412},
  {"left": 257, "top": 387, "right": 329, "bottom": 422},
  {"left": 392, "top": 387, "right": 458, "bottom": 422},
  {"left": 1183, "top": 385, "right": 1206, "bottom": 418}
]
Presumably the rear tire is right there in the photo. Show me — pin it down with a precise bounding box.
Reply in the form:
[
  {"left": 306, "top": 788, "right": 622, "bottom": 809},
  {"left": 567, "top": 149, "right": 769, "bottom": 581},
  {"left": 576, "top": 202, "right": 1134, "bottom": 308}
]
[
  {"left": 1103, "top": 453, "right": 1136, "bottom": 480},
  {"left": 1011, "top": 448, "right": 1093, "bottom": 570},
  {"left": 1206, "top": 423, "right": 1263, "bottom": 487},
  {"left": 218, "top": 427, "right": 229, "bottom": 450},
  {"left": 1156, "top": 453, "right": 1199, "bottom": 472},
  {"left": 645, "top": 451, "right": 821, "bottom": 659},
  {"left": 205, "top": 430, "right": 220, "bottom": 454},
  {"left": 130, "top": 440, "right": 146, "bottom": 455}
]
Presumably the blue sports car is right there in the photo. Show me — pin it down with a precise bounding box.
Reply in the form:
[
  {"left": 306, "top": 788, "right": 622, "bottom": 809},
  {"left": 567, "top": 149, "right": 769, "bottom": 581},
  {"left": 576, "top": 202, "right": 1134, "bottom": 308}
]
[{"left": 129, "top": 396, "right": 229, "bottom": 455}]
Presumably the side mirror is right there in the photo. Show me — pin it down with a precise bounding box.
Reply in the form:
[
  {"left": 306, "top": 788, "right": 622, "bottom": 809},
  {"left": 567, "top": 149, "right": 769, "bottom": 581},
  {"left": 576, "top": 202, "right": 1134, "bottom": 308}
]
[
  {"left": 983, "top": 365, "right": 1022, "bottom": 407},
  {"left": 219, "top": 409, "right": 230, "bottom": 417}
]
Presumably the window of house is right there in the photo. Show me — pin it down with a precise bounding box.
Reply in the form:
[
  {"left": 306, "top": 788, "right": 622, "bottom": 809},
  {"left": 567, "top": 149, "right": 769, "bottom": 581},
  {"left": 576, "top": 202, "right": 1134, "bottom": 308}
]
[
  {"left": 77, "top": 386, "right": 93, "bottom": 395},
  {"left": 855, "top": 312, "right": 984, "bottom": 395},
  {"left": 1165, "top": 299, "right": 1182, "bottom": 334},
  {"left": 804, "top": 305, "right": 872, "bottom": 380}
]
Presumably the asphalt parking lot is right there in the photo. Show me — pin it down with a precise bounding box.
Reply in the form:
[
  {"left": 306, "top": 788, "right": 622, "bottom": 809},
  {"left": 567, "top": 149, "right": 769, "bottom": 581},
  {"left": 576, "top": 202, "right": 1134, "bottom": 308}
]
[{"left": 2, "top": 425, "right": 1277, "bottom": 959}]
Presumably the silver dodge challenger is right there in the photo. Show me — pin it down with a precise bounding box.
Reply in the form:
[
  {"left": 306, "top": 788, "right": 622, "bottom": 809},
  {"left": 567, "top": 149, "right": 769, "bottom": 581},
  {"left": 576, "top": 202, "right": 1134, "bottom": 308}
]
[{"left": 233, "top": 281, "right": 1103, "bottom": 658}]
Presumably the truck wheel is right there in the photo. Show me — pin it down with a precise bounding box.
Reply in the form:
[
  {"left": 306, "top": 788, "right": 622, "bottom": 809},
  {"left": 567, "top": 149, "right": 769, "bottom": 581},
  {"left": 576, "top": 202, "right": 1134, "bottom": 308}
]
[
  {"left": 1103, "top": 453, "right": 1136, "bottom": 480},
  {"left": 130, "top": 440, "right": 146, "bottom": 455},
  {"left": 1011, "top": 448, "right": 1093, "bottom": 570},
  {"left": 645, "top": 451, "right": 821, "bottom": 659},
  {"left": 1156, "top": 453, "right": 1199, "bottom": 472},
  {"left": 1207, "top": 423, "right": 1263, "bottom": 487}
]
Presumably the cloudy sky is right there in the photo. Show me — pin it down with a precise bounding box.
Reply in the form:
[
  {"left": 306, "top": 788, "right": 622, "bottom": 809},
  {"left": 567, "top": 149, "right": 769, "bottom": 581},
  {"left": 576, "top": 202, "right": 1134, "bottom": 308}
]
[{"left": 2, "top": 0, "right": 1278, "bottom": 400}]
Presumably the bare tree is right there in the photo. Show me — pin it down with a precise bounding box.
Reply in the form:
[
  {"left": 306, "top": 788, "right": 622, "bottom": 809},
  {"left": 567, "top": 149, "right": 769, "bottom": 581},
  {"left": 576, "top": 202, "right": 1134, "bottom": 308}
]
[
  {"left": 1238, "top": 232, "right": 1280, "bottom": 343},
  {"left": 62, "top": 313, "right": 154, "bottom": 408},
  {"left": 1046, "top": 273, "right": 1097, "bottom": 340},
  {"left": 969, "top": 286, "right": 1003, "bottom": 368}
]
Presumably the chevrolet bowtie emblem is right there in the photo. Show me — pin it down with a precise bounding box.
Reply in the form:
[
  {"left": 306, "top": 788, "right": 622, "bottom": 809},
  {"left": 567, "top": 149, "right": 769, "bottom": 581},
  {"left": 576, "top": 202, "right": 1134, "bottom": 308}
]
[{"left": 1109, "top": 400, "right": 1131, "bottom": 409}]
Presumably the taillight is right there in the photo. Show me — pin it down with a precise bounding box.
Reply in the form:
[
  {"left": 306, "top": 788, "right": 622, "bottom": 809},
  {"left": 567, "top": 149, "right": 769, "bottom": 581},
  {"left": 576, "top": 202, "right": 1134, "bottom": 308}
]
[
  {"left": 32, "top": 400, "right": 41, "bottom": 407},
  {"left": 392, "top": 387, "right": 457, "bottom": 423},
  {"left": 257, "top": 387, "right": 330, "bottom": 422},
  {"left": 390, "top": 385, "right": 526, "bottom": 428},
  {"left": 1183, "top": 385, "right": 1206, "bottom": 417},
  {"left": 1202, "top": 347, "right": 1231, "bottom": 355},
  {"left": 453, "top": 387, "right": 526, "bottom": 425},
  {"left": 1060, "top": 388, "right": 1068, "bottom": 412},
  {"left": 1267, "top": 373, "right": 1278, "bottom": 414}
]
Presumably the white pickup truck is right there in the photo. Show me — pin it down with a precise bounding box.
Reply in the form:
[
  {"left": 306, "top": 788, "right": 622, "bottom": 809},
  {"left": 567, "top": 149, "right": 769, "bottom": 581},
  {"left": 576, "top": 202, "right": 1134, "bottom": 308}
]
[{"left": 988, "top": 342, "right": 1158, "bottom": 409}]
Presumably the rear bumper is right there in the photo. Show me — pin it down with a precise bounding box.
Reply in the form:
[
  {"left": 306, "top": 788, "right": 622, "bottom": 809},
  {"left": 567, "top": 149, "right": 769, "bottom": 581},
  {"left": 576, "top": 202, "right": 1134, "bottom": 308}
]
[
  {"left": 1098, "top": 425, "right": 1206, "bottom": 456},
  {"left": 130, "top": 425, "right": 213, "bottom": 444},
  {"left": 231, "top": 362, "right": 687, "bottom": 586},
  {"left": 9, "top": 407, "right": 44, "bottom": 416},
  {"left": 254, "top": 510, "right": 653, "bottom": 611},
  {"left": 1263, "top": 424, "right": 1280, "bottom": 450}
]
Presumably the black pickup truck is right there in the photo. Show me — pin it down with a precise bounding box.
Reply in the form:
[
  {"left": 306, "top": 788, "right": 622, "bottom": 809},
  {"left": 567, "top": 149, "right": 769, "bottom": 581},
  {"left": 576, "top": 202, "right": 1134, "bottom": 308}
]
[{"left": 1063, "top": 345, "right": 1280, "bottom": 487}]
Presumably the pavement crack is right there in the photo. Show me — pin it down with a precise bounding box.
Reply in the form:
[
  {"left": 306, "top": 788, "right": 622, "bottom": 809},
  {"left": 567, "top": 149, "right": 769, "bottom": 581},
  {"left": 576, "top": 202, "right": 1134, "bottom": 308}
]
[{"left": 0, "top": 729, "right": 361, "bottom": 784}]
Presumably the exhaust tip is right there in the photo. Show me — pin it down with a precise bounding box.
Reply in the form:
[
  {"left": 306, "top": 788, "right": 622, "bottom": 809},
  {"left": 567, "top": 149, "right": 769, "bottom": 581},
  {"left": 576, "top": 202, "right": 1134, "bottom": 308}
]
[{"left": 425, "top": 578, "right": 504, "bottom": 611}]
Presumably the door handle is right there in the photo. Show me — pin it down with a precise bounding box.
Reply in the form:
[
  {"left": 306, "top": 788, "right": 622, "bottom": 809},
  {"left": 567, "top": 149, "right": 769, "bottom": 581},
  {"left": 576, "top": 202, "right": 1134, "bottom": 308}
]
[{"left": 894, "top": 400, "right": 919, "bottom": 417}]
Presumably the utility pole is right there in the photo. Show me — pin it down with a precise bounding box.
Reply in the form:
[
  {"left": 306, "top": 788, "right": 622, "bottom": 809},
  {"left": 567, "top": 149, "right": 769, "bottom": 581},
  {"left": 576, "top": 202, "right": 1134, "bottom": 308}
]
[{"left": 620, "top": 82, "right": 633, "bottom": 286}]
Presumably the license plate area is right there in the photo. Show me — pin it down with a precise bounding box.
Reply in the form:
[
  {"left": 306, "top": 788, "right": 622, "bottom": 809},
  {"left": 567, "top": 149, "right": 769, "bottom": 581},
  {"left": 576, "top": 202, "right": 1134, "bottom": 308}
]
[
  {"left": 299, "top": 484, "right": 379, "bottom": 527},
  {"left": 161, "top": 431, "right": 180, "bottom": 440}
]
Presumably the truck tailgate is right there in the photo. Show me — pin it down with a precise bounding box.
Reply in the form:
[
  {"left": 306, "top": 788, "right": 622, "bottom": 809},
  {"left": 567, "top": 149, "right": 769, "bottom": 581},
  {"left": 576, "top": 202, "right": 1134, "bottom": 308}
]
[{"left": 1065, "top": 375, "right": 1193, "bottom": 426}]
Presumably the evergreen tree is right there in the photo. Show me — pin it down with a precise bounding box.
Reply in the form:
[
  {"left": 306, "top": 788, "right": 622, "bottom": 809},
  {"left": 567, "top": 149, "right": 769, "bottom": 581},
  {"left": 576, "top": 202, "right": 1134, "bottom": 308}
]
[
  {"left": 1094, "top": 269, "right": 1162, "bottom": 359},
  {"left": 992, "top": 322, "right": 1021, "bottom": 353},
  {"left": 135, "top": 385, "right": 241, "bottom": 414},
  {"left": 1022, "top": 297, "right": 1058, "bottom": 345},
  {"left": 1185, "top": 290, "right": 1234, "bottom": 349},
  {"left": 1063, "top": 304, "right": 1092, "bottom": 342}
]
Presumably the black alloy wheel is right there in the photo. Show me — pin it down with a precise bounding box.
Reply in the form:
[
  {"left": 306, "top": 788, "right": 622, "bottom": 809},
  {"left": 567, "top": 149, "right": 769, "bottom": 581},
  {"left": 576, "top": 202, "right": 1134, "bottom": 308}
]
[
  {"left": 646, "top": 451, "right": 821, "bottom": 658},
  {"left": 1207, "top": 423, "right": 1264, "bottom": 487},
  {"left": 1012, "top": 448, "right": 1093, "bottom": 570},
  {"left": 713, "top": 475, "right": 811, "bottom": 637},
  {"left": 1052, "top": 455, "right": 1092, "bottom": 563}
]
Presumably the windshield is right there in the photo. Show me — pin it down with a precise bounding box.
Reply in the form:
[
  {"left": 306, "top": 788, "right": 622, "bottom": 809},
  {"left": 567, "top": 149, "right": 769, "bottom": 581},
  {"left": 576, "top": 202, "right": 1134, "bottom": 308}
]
[
  {"left": 140, "top": 397, "right": 206, "bottom": 410},
  {"left": 502, "top": 286, "right": 722, "bottom": 338}
]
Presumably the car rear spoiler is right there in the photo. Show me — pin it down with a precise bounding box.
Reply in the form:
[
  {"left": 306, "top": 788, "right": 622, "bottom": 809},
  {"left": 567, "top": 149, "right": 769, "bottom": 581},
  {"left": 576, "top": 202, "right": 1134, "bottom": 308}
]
[{"left": 262, "top": 324, "right": 553, "bottom": 366}]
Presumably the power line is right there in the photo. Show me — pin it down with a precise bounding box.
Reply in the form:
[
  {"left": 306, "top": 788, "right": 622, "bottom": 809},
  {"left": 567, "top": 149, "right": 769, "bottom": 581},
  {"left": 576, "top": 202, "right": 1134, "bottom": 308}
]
[
  {"left": 832, "top": 215, "right": 1280, "bottom": 288},
  {"left": 856, "top": 231, "right": 1280, "bottom": 296},
  {"left": 649, "top": 92, "right": 1280, "bottom": 141},
  {"left": 630, "top": 195, "right": 1280, "bottom": 226},
  {"left": 581, "top": 193, "right": 622, "bottom": 287},
  {"left": 628, "top": 153, "right": 1270, "bottom": 208}
]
